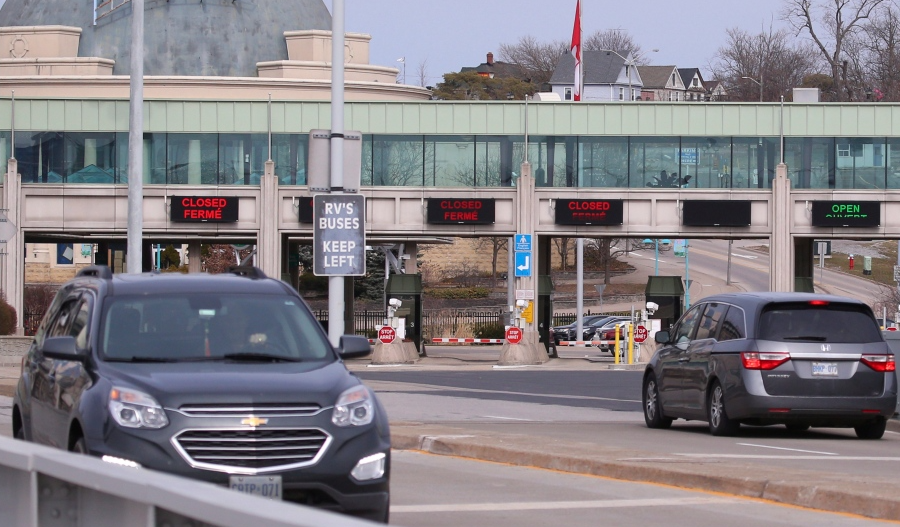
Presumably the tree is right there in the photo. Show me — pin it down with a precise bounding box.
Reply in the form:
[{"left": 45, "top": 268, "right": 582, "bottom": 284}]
[
  {"left": 415, "top": 59, "right": 430, "bottom": 88},
  {"left": 854, "top": 6, "right": 900, "bottom": 101},
  {"left": 498, "top": 35, "right": 569, "bottom": 86},
  {"left": 160, "top": 244, "right": 181, "bottom": 269},
  {"left": 584, "top": 238, "right": 641, "bottom": 285},
  {"left": 709, "top": 26, "right": 819, "bottom": 102},
  {"left": 474, "top": 237, "right": 509, "bottom": 287},
  {"left": 432, "top": 71, "right": 535, "bottom": 100},
  {"left": 584, "top": 29, "right": 650, "bottom": 65},
  {"left": 782, "top": 0, "right": 891, "bottom": 101}
]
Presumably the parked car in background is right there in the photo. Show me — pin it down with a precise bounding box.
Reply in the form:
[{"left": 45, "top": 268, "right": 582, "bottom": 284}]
[
  {"left": 881, "top": 329, "right": 900, "bottom": 416},
  {"left": 552, "top": 315, "right": 611, "bottom": 345},
  {"left": 12, "top": 265, "right": 391, "bottom": 523},
  {"left": 643, "top": 292, "right": 897, "bottom": 439},
  {"left": 593, "top": 317, "right": 636, "bottom": 352},
  {"left": 583, "top": 316, "right": 632, "bottom": 346}
]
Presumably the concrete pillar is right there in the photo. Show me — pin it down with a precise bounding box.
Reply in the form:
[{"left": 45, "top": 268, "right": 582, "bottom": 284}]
[
  {"left": 257, "top": 160, "right": 280, "bottom": 278},
  {"left": 498, "top": 161, "right": 548, "bottom": 365},
  {"left": 770, "top": 163, "right": 792, "bottom": 292},
  {"left": 2, "top": 158, "right": 22, "bottom": 334},
  {"left": 404, "top": 242, "right": 417, "bottom": 273},
  {"left": 794, "top": 238, "right": 814, "bottom": 292},
  {"left": 188, "top": 240, "right": 201, "bottom": 273}
]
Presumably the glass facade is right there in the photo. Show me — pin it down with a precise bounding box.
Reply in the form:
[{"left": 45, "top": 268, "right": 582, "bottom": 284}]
[{"left": 7, "top": 130, "right": 900, "bottom": 190}]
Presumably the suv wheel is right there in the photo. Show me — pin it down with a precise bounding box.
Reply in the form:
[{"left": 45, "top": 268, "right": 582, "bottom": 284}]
[
  {"left": 643, "top": 373, "right": 672, "bottom": 429},
  {"left": 70, "top": 436, "right": 88, "bottom": 454},
  {"left": 707, "top": 381, "right": 740, "bottom": 436},
  {"left": 855, "top": 419, "right": 887, "bottom": 440}
]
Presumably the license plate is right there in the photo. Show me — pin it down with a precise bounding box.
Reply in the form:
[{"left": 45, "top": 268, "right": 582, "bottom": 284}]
[
  {"left": 812, "top": 362, "right": 838, "bottom": 377},
  {"left": 229, "top": 475, "right": 282, "bottom": 500}
]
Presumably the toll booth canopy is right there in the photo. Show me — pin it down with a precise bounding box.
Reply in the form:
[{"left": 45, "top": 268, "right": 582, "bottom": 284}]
[{"left": 644, "top": 276, "right": 684, "bottom": 331}]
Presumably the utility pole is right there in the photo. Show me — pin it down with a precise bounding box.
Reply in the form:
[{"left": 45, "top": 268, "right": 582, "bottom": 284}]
[{"left": 126, "top": 0, "right": 144, "bottom": 274}]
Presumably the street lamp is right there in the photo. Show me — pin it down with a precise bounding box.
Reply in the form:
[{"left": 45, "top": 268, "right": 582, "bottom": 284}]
[
  {"left": 741, "top": 76, "right": 763, "bottom": 102},
  {"left": 396, "top": 57, "right": 406, "bottom": 84}
]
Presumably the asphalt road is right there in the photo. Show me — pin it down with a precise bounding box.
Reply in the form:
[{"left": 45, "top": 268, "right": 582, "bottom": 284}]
[
  {"left": 390, "top": 450, "right": 894, "bottom": 527},
  {"left": 358, "top": 369, "right": 900, "bottom": 482}
]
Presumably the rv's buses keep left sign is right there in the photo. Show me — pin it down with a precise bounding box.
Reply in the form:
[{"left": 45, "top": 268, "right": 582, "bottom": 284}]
[{"left": 313, "top": 194, "right": 366, "bottom": 276}]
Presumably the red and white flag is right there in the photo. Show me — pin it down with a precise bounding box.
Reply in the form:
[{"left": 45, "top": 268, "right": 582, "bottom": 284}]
[{"left": 570, "top": 0, "right": 582, "bottom": 101}]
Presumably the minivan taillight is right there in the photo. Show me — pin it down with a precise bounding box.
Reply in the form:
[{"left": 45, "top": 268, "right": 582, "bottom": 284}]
[
  {"left": 741, "top": 352, "right": 790, "bottom": 370},
  {"left": 860, "top": 354, "right": 896, "bottom": 372}
]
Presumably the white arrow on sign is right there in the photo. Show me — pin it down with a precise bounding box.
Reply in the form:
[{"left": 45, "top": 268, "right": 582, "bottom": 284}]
[{"left": 517, "top": 255, "right": 530, "bottom": 271}]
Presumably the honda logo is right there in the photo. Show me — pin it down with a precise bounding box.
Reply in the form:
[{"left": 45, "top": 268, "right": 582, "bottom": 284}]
[{"left": 821, "top": 344, "right": 832, "bottom": 352}]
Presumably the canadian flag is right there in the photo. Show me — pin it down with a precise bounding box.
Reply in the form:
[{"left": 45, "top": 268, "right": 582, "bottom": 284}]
[{"left": 571, "top": 0, "right": 582, "bottom": 101}]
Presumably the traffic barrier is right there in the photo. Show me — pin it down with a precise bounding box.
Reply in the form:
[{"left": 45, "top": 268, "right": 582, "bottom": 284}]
[
  {"left": 0, "top": 436, "right": 376, "bottom": 527},
  {"left": 431, "top": 338, "right": 504, "bottom": 344}
]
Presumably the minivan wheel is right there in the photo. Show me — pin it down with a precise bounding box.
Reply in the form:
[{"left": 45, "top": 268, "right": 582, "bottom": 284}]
[
  {"left": 643, "top": 373, "right": 672, "bottom": 429},
  {"left": 855, "top": 419, "right": 887, "bottom": 440},
  {"left": 14, "top": 426, "right": 24, "bottom": 441},
  {"left": 707, "top": 381, "right": 740, "bottom": 436}
]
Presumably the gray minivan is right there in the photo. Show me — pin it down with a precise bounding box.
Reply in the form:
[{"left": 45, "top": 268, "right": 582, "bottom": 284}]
[{"left": 643, "top": 292, "right": 897, "bottom": 439}]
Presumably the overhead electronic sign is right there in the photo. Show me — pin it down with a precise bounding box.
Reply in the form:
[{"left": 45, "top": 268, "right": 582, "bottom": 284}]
[
  {"left": 682, "top": 200, "right": 751, "bottom": 227},
  {"left": 811, "top": 201, "right": 881, "bottom": 227},
  {"left": 426, "top": 198, "right": 495, "bottom": 224},
  {"left": 554, "top": 199, "right": 624, "bottom": 226},
  {"left": 171, "top": 196, "right": 238, "bottom": 223}
]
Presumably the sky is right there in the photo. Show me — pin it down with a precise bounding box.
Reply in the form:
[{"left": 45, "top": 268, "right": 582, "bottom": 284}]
[{"left": 324, "top": 0, "right": 793, "bottom": 86}]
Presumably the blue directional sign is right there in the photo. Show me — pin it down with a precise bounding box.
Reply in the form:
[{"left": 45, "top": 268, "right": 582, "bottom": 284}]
[
  {"left": 514, "top": 251, "right": 532, "bottom": 277},
  {"left": 514, "top": 234, "right": 532, "bottom": 252}
]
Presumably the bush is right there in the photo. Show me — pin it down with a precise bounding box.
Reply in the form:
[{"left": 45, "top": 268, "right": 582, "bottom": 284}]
[
  {"left": 0, "top": 293, "right": 17, "bottom": 335},
  {"left": 298, "top": 272, "right": 328, "bottom": 292},
  {"left": 473, "top": 322, "right": 505, "bottom": 339},
  {"left": 425, "top": 287, "right": 491, "bottom": 300}
]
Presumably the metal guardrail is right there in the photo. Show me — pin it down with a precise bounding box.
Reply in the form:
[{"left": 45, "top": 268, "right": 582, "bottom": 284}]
[{"left": 0, "top": 435, "right": 379, "bottom": 527}]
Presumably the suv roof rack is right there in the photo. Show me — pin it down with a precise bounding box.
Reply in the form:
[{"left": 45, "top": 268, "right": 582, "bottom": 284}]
[
  {"left": 227, "top": 266, "right": 268, "bottom": 279},
  {"left": 76, "top": 265, "right": 113, "bottom": 280}
]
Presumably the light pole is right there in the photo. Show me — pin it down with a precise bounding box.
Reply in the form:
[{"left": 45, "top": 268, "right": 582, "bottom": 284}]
[
  {"left": 397, "top": 57, "right": 406, "bottom": 84},
  {"left": 602, "top": 49, "right": 658, "bottom": 102},
  {"left": 741, "top": 75, "right": 763, "bottom": 102}
]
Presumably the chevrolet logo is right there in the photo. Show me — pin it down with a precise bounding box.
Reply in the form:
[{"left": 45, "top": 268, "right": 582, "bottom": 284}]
[{"left": 241, "top": 416, "right": 269, "bottom": 427}]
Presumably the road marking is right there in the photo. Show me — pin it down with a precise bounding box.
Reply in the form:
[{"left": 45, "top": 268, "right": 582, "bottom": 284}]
[
  {"left": 737, "top": 443, "right": 839, "bottom": 455},
  {"left": 391, "top": 496, "right": 737, "bottom": 513},
  {"left": 481, "top": 415, "right": 533, "bottom": 421},
  {"left": 366, "top": 381, "right": 642, "bottom": 404},
  {"left": 676, "top": 454, "right": 900, "bottom": 461},
  {"left": 730, "top": 253, "right": 758, "bottom": 260}
]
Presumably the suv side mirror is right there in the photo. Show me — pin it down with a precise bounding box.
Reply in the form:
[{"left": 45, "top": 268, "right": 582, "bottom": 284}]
[
  {"left": 338, "top": 335, "right": 372, "bottom": 359},
  {"left": 654, "top": 330, "right": 671, "bottom": 345},
  {"left": 41, "top": 336, "right": 84, "bottom": 361}
]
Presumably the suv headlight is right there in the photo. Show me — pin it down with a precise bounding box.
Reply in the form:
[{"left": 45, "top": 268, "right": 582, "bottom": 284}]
[
  {"left": 108, "top": 387, "right": 169, "bottom": 429},
  {"left": 332, "top": 385, "right": 374, "bottom": 427}
]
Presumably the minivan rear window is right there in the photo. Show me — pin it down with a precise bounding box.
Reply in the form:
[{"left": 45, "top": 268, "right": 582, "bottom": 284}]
[{"left": 758, "top": 302, "right": 882, "bottom": 343}]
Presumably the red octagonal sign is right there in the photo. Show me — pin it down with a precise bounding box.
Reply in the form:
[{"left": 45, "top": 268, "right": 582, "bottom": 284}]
[
  {"left": 378, "top": 326, "right": 396, "bottom": 344},
  {"left": 506, "top": 326, "right": 523, "bottom": 344},
  {"left": 633, "top": 325, "right": 649, "bottom": 343}
]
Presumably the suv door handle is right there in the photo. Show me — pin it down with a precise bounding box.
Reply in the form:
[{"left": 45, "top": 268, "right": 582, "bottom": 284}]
[{"left": 678, "top": 357, "right": 690, "bottom": 362}]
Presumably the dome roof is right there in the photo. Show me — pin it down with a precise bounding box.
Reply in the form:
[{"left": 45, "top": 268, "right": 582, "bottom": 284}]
[{"left": 0, "top": 0, "right": 332, "bottom": 77}]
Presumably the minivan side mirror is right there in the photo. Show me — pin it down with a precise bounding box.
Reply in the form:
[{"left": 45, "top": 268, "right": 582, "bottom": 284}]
[
  {"left": 41, "top": 336, "right": 84, "bottom": 361},
  {"left": 654, "top": 330, "right": 671, "bottom": 345},
  {"left": 338, "top": 335, "right": 372, "bottom": 359}
]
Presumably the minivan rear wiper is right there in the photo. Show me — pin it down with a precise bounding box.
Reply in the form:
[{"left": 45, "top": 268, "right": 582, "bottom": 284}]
[
  {"left": 782, "top": 335, "right": 827, "bottom": 341},
  {"left": 221, "top": 353, "right": 300, "bottom": 362}
]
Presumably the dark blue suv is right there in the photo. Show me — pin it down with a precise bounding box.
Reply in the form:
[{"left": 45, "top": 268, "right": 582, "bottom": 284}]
[{"left": 12, "top": 266, "right": 391, "bottom": 522}]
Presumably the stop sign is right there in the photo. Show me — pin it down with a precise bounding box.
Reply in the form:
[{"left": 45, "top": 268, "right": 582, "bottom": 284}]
[
  {"left": 378, "top": 326, "right": 396, "bottom": 344},
  {"left": 633, "top": 325, "right": 649, "bottom": 343},
  {"left": 506, "top": 326, "right": 523, "bottom": 344}
]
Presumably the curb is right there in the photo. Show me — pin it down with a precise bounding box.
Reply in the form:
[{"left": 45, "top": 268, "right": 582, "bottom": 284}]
[{"left": 390, "top": 424, "right": 900, "bottom": 521}]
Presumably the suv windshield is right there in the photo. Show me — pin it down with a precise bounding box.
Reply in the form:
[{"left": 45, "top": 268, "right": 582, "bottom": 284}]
[
  {"left": 100, "top": 294, "right": 333, "bottom": 362},
  {"left": 758, "top": 302, "right": 883, "bottom": 344}
]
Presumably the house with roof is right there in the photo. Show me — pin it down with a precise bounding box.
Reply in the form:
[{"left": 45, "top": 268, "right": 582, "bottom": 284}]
[
  {"left": 705, "top": 80, "right": 729, "bottom": 101},
  {"left": 679, "top": 68, "right": 707, "bottom": 101},
  {"left": 460, "top": 52, "right": 526, "bottom": 80},
  {"left": 549, "top": 50, "right": 643, "bottom": 102},
  {"left": 636, "top": 65, "right": 685, "bottom": 101}
]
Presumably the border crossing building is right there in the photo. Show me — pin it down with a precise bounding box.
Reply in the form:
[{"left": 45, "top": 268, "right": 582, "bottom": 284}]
[{"left": 0, "top": 0, "right": 898, "bottom": 348}]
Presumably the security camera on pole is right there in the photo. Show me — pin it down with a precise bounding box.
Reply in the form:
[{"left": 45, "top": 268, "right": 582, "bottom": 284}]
[{"left": 372, "top": 297, "right": 417, "bottom": 364}]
